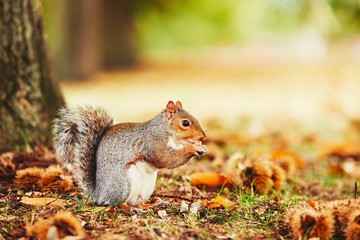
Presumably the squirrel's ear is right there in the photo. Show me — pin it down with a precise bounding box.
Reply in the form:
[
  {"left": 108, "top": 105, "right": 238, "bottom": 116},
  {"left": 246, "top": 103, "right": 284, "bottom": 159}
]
[
  {"left": 175, "top": 101, "right": 182, "bottom": 109},
  {"left": 166, "top": 101, "right": 176, "bottom": 120}
]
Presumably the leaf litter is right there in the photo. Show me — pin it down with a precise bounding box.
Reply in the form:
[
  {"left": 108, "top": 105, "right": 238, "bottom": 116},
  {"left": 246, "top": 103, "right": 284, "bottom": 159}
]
[{"left": 1, "top": 109, "right": 360, "bottom": 239}]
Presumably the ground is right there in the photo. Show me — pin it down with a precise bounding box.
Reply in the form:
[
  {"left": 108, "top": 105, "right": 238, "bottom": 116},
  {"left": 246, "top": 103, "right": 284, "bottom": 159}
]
[{"left": 1, "top": 55, "right": 360, "bottom": 239}]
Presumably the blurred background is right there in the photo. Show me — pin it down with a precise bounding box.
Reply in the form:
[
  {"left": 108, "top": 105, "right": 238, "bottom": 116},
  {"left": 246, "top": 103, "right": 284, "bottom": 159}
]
[{"left": 42, "top": 0, "right": 360, "bottom": 134}]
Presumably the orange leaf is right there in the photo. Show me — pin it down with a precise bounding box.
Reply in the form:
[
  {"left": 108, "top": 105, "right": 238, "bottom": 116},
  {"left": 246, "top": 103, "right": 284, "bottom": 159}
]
[
  {"left": 307, "top": 199, "right": 318, "bottom": 209},
  {"left": 320, "top": 143, "right": 360, "bottom": 159},
  {"left": 271, "top": 149, "right": 304, "bottom": 169},
  {"left": 190, "top": 172, "right": 235, "bottom": 188},
  {"left": 108, "top": 206, "right": 116, "bottom": 213},
  {"left": 328, "top": 164, "right": 346, "bottom": 175},
  {"left": 203, "top": 196, "right": 235, "bottom": 210}
]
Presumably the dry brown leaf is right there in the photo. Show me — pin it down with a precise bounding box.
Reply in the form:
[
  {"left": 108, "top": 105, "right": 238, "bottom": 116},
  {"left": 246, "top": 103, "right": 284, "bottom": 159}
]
[
  {"left": 320, "top": 143, "right": 360, "bottom": 160},
  {"left": 21, "top": 197, "right": 69, "bottom": 208},
  {"left": 190, "top": 172, "right": 235, "bottom": 188},
  {"left": 203, "top": 196, "right": 235, "bottom": 210}
]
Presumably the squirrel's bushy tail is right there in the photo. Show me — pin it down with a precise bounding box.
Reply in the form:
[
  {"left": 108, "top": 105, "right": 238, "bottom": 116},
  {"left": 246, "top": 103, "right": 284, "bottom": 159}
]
[{"left": 52, "top": 106, "right": 113, "bottom": 196}]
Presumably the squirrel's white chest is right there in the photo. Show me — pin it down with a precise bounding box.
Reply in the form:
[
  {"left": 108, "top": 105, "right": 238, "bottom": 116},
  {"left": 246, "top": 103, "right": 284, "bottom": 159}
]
[{"left": 125, "top": 161, "right": 158, "bottom": 205}]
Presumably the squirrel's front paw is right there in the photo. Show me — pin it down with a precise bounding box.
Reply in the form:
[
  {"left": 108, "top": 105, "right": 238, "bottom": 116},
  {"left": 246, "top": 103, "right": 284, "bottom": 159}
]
[{"left": 194, "top": 144, "right": 208, "bottom": 157}]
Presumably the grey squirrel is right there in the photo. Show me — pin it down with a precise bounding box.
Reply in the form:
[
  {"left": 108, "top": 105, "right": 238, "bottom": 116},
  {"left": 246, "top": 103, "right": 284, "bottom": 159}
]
[{"left": 52, "top": 100, "right": 208, "bottom": 205}]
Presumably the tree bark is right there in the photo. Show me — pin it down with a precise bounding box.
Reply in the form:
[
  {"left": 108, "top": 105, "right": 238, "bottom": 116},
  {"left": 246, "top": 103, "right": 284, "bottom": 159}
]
[
  {"left": 68, "top": 0, "right": 102, "bottom": 79},
  {"left": 0, "top": 0, "right": 64, "bottom": 152},
  {"left": 102, "top": 0, "right": 137, "bottom": 69}
]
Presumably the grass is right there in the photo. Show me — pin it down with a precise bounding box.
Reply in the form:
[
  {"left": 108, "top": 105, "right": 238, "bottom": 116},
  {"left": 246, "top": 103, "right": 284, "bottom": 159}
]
[
  {"left": 1, "top": 145, "right": 359, "bottom": 239},
  {"left": 0, "top": 155, "right": 358, "bottom": 239}
]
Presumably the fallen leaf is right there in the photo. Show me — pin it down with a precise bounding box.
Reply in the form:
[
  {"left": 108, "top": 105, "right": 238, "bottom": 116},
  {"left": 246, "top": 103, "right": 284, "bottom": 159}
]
[
  {"left": 320, "top": 143, "right": 360, "bottom": 160},
  {"left": 189, "top": 200, "right": 202, "bottom": 215},
  {"left": 328, "top": 163, "right": 346, "bottom": 175},
  {"left": 157, "top": 209, "right": 167, "bottom": 218},
  {"left": 137, "top": 202, "right": 158, "bottom": 209},
  {"left": 190, "top": 172, "right": 235, "bottom": 188},
  {"left": 21, "top": 197, "right": 69, "bottom": 208},
  {"left": 307, "top": 199, "right": 318, "bottom": 209},
  {"left": 108, "top": 206, "right": 116, "bottom": 213},
  {"left": 180, "top": 201, "right": 189, "bottom": 213},
  {"left": 203, "top": 196, "right": 235, "bottom": 210}
]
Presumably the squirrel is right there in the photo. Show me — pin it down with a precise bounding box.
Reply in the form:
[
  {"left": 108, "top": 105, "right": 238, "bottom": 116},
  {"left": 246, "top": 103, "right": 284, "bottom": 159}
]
[{"left": 52, "top": 100, "right": 208, "bottom": 205}]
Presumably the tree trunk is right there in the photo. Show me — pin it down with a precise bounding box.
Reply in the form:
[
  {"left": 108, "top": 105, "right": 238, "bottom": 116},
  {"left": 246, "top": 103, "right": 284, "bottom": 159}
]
[
  {"left": 0, "top": 0, "right": 64, "bottom": 152},
  {"left": 42, "top": 0, "right": 137, "bottom": 79},
  {"left": 102, "top": 0, "right": 137, "bottom": 69},
  {"left": 68, "top": 0, "right": 102, "bottom": 79}
]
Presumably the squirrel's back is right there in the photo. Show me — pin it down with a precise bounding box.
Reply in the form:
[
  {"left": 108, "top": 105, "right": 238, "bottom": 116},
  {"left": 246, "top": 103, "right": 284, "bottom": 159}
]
[
  {"left": 52, "top": 101, "right": 207, "bottom": 205},
  {"left": 52, "top": 106, "right": 113, "bottom": 196}
]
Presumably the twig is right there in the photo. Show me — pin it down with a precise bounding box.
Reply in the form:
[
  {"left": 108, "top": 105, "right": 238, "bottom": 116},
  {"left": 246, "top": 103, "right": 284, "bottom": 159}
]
[
  {"left": 153, "top": 194, "right": 203, "bottom": 202},
  {"left": 355, "top": 182, "right": 358, "bottom": 201}
]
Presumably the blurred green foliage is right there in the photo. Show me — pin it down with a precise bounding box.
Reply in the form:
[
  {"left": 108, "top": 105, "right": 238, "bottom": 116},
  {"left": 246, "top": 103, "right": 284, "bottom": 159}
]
[
  {"left": 328, "top": 0, "right": 360, "bottom": 38},
  {"left": 135, "top": 0, "right": 360, "bottom": 50},
  {"left": 135, "top": 0, "right": 301, "bottom": 50},
  {"left": 40, "top": 0, "right": 360, "bottom": 76},
  {"left": 41, "top": 0, "right": 360, "bottom": 52}
]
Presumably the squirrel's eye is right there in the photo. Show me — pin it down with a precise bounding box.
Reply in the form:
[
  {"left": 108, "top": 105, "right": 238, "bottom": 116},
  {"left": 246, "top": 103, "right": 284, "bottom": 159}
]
[{"left": 182, "top": 120, "right": 190, "bottom": 127}]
